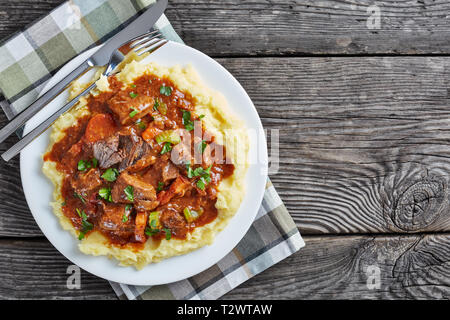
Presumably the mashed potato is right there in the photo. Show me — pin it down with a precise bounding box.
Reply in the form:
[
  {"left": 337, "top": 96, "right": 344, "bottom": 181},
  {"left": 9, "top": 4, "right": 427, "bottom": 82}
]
[{"left": 42, "top": 60, "right": 249, "bottom": 269}]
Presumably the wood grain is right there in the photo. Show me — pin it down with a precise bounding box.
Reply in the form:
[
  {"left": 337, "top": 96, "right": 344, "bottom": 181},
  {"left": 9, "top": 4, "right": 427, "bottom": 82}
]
[
  {"left": 224, "top": 234, "right": 450, "bottom": 300},
  {"left": 1, "top": 235, "right": 449, "bottom": 299},
  {"left": 2, "top": 0, "right": 450, "bottom": 56},
  {"left": 3, "top": 57, "right": 450, "bottom": 236},
  {"left": 166, "top": 0, "right": 450, "bottom": 56}
]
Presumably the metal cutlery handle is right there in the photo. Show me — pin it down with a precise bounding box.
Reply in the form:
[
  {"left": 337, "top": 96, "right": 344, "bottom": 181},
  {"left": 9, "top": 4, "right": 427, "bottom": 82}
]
[
  {"left": 1, "top": 82, "right": 97, "bottom": 162},
  {"left": 0, "top": 60, "right": 93, "bottom": 145}
]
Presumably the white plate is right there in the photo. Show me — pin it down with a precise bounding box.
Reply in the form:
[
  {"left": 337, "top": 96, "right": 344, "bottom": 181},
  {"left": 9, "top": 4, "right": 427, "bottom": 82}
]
[{"left": 20, "top": 41, "right": 268, "bottom": 285}]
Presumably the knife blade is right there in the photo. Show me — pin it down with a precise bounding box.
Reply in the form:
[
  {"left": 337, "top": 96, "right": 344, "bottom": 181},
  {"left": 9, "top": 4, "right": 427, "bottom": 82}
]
[{"left": 0, "top": 0, "right": 168, "bottom": 145}]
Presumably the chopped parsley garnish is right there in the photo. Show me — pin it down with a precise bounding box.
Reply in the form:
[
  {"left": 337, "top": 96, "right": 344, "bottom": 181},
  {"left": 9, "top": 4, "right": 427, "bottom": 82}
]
[
  {"left": 131, "top": 84, "right": 137, "bottom": 88},
  {"left": 160, "top": 85, "right": 172, "bottom": 96},
  {"left": 122, "top": 204, "right": 132, "bottom": 222},
  {"left": 164, "top": 228, "right": 172, "bottom": 240},
  {"left": 129, "top": 92, "right": 138, "bottom": 99},
  {"left": 124, "top": 185, "right": 134, "bottom": 202},
  {"left": 182, "top": 110, "right": 194, "bottom": 131},
  {"left": 197, "top": 179, "right": 206, "bottom": 190},
  {"left": 198, "top": 140, "right": 207, "bottom": 154},
  {"left": 101, "top": 168, "right": 119, "bottom": 182},
  {"left": 199, "top": 114, "right": 205, "bottom": 119},
  {"left": 61, "top": 201, "right": 66, "bottom": 207},
  {"left": 185, "top": 164, "right": 213, "bottom": 190},
  {"left": 78, "top": 158, "right": 98, "bottom": 171},
  {"left": 157, "top": 181, "right": 164, "bottom": 192},
  {"left": 74, "top": 192, "right": 86, "bottom": 204},
  {"left": 99, "top": 187, "right": 112, "bottom": 202},
  {"left": 161, "top": 142, "right": 172, "bottom": 155},
  {"left": 195, "top": 166, "right": 213, "bottom": 190},
  {"left": 76, "top": 208, "right": 93, "bottom": 240},
  {"left": 77, "top": 160, "right": 87, "bottom": 171},
  {"left": 129, "top": 107, "right": 138, "bottom": 118}
]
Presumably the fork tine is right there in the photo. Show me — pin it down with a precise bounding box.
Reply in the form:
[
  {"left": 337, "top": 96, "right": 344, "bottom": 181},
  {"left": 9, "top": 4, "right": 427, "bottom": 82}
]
[
  {"left": 136, "top": 39, "right": 168, "bottom": 56},
  {"left": 130, "top": 31, "right": 161, "bottom": 48},
  {"left": 132, "top": 33, "right": 163, "bottom": 52},
  {"left": 128, "top": 30, "right": 159, "bottom": 44}
]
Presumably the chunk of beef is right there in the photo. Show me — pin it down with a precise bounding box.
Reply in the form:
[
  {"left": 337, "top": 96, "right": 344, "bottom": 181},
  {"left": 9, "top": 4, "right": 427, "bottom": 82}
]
[
  {"left": 99, "top": 203, "right": 135, "bottom": 242},
  {"left": 134, "top": 211, "right": 149, "bottom": 243},
  {"left": 70, "top": 168, "right": 102, "bottom": 196},
  {"left": 93, "top": 128, "right": 155, "bottom": 172},
  {"left": 142, "top": 154, "right": 179, "bottom": 189},
  {"left": 160, "top": 209, "right": 188, "bottom": 238},
  {"left": 118, "top": 129, "right": 153, "bottom": 171},
  {"left": 109, "top": 93, "right": 155, "bottom": 125},
  {"left": 162, "top": 161, "right": 179, "bottom": 182},
  {"left": 112, "top": 172, "right": 157, "bottom": 204},
  {"left": 157, "top": 176, "right": 192, "bottom": 206},
  {"left": 61, "top": 140, "right": 83, "bottom": 170},
  {"left": 135, "top": 199, "right": 160, "bottom": 211},
  {"left": 93, "top": 134, "right": 125, "bottom": 169}
]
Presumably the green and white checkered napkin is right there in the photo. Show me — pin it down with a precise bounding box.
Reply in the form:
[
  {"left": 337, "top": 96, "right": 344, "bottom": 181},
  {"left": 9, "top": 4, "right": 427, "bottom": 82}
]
[{"left": 0, "top": 0, "right": 304, "bottom": 300}]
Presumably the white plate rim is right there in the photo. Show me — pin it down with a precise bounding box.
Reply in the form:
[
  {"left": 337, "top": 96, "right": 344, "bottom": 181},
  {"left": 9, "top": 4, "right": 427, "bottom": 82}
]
[{"left": 20, "top": 41, "right": 268, "bottom": 286}]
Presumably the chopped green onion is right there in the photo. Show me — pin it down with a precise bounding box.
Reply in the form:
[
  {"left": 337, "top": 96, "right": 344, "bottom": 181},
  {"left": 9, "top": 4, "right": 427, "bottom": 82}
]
[
  {"left": 129, "top": 92, "right": 138, "bottom": 99},
  {"left": 129, "top": 107, "right": 138, "bottom": 118},
  {"left": 74, "top": 192, "right": 86, "bottom": 204},
  {"left": 124, "top": 186, "right": 134, "bottom": 202},
  {"left": 158, "top": 101, "right": 168, "bottom": 115},
  {"left": 183, "top": 207, "right": 200, "bottom": 223},
  {"left": 160, "top": 142, "right": 172, "bottom": 155},
  {"left": 153, "top": 98, "right": 159, "bottom": 111},
  {"left": 160, "top": 85, "right": 172, "bottom": 96},
  {"left": 186, "top": 162, "right": 194, "bottom": 178},
  {"left": 99, "top": 187, "right": 112, "bottom": 202},
  {"left": 145, "top": 211, "right": 161, "bottom": 236},
  {"left": 148, "top": 211, "right": 160, "bottom": 228},
  {"left": 101, "top": 168, "right": 119, "bottom": 182},
  {"left": 155, "top": 130, "right": 181, "bottom": 145}
]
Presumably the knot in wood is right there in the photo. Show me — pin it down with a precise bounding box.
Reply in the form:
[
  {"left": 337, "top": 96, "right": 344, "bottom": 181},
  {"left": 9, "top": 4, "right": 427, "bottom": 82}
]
[{"left": 392, "top": 178, "right": 447, "bottom": 231}]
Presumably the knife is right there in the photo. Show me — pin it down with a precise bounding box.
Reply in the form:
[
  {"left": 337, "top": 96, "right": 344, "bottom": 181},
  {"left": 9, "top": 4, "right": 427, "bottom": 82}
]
[{"left": 0, "top": 0, "right": 168, "bottom": 145}]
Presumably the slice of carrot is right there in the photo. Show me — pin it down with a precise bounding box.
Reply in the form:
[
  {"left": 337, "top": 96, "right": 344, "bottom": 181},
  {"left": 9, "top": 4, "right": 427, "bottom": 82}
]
[
  {"left": 84, "top": 113, "right": 116, "bottom": 143},
  {"left": 142, "top": 126, "right": 162, "bottom": 143}
]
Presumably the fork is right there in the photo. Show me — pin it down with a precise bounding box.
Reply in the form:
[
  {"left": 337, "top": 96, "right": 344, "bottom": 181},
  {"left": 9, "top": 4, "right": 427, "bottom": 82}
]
[{"left": 1, "top": 31, "right": 168, "bottom": 161}]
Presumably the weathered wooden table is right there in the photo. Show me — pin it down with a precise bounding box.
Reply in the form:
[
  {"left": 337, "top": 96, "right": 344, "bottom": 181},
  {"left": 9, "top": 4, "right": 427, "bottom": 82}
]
[{"left": 1, "top": 0, "right": 450, "bottom": 300}]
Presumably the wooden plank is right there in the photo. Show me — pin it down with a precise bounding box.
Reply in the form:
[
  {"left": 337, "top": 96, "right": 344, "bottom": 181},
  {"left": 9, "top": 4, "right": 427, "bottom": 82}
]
[
  {"left": 4, "top": 56, "right": 450, "bottom": 236},
  {"left": 0, "top": 234, "right": 449, "bottom": 299},
  {"left": 0, "top": 239, "right": 115, "bottom": 299},
  {"left": 224, "top": 234, "right": 450, "bottom": 300},
  {"left": 2, "top": 0, "right": 450, "bottom": 56}
]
